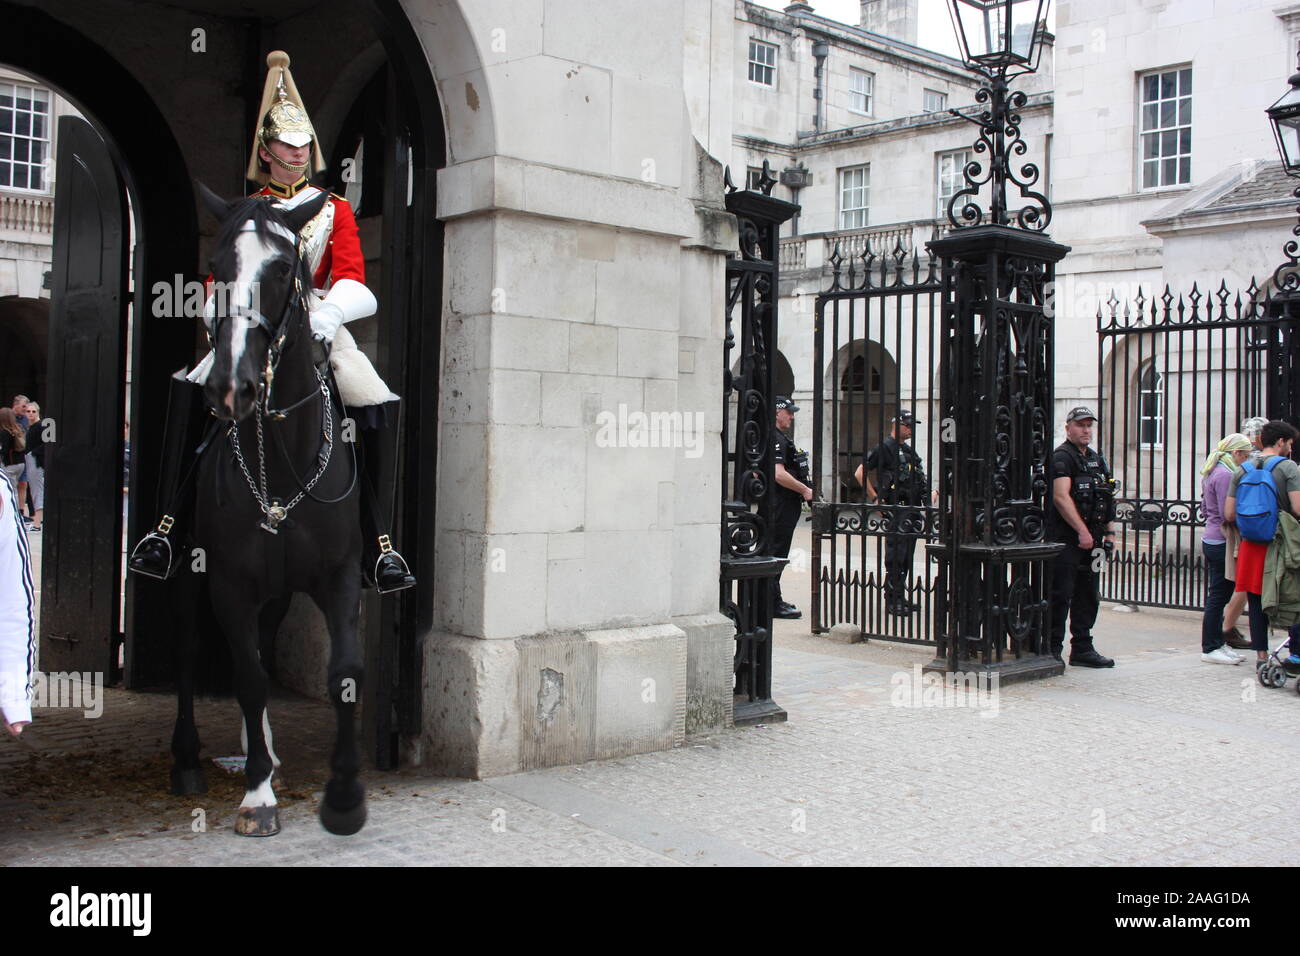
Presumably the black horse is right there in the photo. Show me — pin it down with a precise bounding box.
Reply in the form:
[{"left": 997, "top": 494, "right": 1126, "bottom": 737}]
[{"left": 168, "top": 185, "right": 366, "bottom": 837}]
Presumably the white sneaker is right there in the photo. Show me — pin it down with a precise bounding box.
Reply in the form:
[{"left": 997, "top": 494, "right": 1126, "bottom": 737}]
[
  {"left": 1220, "top": 646, "right": 1245, "bottom": 661},
  {"left": 1201, "top": 647, "right": 1242, "bottom": 664}
]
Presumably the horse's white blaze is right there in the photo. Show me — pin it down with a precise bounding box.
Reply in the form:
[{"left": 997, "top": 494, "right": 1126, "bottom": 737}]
[
  {"left": 225, "top": 226, "right": 288, "bottom": 390},
  {"left": 239, "top": 777, "right": 277, "bottom": 809}
]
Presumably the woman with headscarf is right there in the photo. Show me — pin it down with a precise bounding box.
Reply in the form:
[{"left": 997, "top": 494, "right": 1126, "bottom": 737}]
[{"left": 1200, "top": 433, "right": 1253, "bottom": 663}]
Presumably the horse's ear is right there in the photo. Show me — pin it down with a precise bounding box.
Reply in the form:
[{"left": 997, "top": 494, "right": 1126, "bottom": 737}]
[
  {"left": 197, "top": 182, "right": 233, "bottom": 223},
  {"left": 280, "top": 192, "right": 329, "bottom": 236}
]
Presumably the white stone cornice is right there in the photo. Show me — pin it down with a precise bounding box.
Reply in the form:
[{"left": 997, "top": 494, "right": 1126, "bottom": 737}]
[
  {"left": 437, "top": 155, "right": 699, "bottom": 239},
  {"left": 1276, "top": 2, "right": 1300, "bottom": 30}
]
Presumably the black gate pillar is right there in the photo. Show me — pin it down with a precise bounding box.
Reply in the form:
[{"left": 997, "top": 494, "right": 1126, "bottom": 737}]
[
  {"left": 722, "top": 164, "right": 798, "bottom": 726},
  {"left": 926, "top": 226, "right": 1068, "bottom": 682}
]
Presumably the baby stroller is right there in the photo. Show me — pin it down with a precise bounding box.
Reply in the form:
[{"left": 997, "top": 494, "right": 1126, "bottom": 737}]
[{"left": 1256, "top": 633, "right": 1300, "bottom": 690}]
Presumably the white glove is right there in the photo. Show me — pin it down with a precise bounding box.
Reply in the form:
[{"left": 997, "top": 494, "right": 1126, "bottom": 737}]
[{"left": 310, "top": 302, "right": 346, "bottom": 344}]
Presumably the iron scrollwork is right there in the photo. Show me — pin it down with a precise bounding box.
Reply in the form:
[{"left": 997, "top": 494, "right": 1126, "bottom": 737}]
[
  {"left": 1273, "top": 183, "right": 1300, "bottom": 293},
  {"left": 945, "top": 75, "right": 1051, "bottom": 233}
]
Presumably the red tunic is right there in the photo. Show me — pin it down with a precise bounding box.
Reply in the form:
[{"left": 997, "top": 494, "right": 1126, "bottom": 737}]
[{"left": 253, "top": 184, "right": 365, "bottom": 289}]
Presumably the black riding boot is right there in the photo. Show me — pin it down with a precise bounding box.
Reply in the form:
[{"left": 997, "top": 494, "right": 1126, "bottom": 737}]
[
  {"left": 353, "top": 400, "right": 415, "bottom": 594},
  {"left": 128, "top": 370, "right": 209, "bottom": 580}
]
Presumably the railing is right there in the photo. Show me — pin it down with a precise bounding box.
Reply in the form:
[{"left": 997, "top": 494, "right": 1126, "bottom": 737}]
[
  {"left": 0, "top": 193, "right": 54, "bottom": 234},
  {"left": 780, "top": 218, "right": 992, "bottom": 278},
  {"left": 779, "top": 238, "right": 805, "bottom": 271}
]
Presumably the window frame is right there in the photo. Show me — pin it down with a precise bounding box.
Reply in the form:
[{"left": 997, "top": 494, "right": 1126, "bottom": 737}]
[
  {"left": 935, "top": 148, "right": 972, "bottom": 219},
  {"left": 922, "top": 88, "right": 948, "bottom": 114},
  {"left": 838, "top": 164, "right": 870, "bottom": 231},
  {"left": 1136, "top": 360, "right": 1164, "bottom": 450},
  {"left": 0, "top": 81, "right": 52, "bottom": 195},
  {"left": 1137, "top": 65, "right": 1192, "bottom": 192},
  {"left": 748, "top": 39, "right": 778, "bottom": 88},
  {"left": 848, "top": 68, "right": 874, "bottom": 116}
]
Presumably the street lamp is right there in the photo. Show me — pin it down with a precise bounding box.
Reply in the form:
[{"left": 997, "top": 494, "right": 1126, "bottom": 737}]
[
  {"left": 948, "top": 0, "right": 1049, "bottom": 78},
  {"left": 1267, "top": 44, "right": 1300, "bottom": 177},
  {"left": 925, "top": 0, "right": 1068, "bottom": 683},
  {"left": 1268, "top": 44, "right": 1300, "bottom": 293},
  {"left": 943, "top": 0, "right": 1052, "bottom": 230}
]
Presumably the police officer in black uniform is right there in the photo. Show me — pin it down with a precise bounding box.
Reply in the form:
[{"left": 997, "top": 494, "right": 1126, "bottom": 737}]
[
  {"left": 855, "top": 410, "right": 936, "bottom": 616},
  {"left": 772, "top": 397, "right": 812, "bottom": 620},
  {"left": 1048, "top": 406, "right": 1117, "bottom": 667}
]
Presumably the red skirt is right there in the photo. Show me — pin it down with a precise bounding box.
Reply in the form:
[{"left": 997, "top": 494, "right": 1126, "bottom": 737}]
[{"left": 1234, "top": 538, "right": 1268, "bottom": 595}]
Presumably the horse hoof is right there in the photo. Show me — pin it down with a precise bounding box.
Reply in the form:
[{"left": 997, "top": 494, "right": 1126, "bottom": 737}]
[
  {"left": 234, "top": 806, "right": 280, "bottom": 837},
  {"left": 170, "top": 767, "right": 208, "bottom": 796},
  {"left": 319, "top": 796, "right": 367, "bottom": 836}
]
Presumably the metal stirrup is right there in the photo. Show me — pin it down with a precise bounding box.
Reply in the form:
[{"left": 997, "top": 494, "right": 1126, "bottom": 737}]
[{"left": 128, "top": 518, "right": 177, "bottom": 581}]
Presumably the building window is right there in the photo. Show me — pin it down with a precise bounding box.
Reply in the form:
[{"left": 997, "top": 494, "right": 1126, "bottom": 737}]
[
  {"left": 839, "top": 165, "right": 869, "bottom": 230},
  {"left": 748, "top": 39, "right": 777, "bottom": 86},
  {"left": 1137, "top": 361, "right": 1163, "bottom": 447},
  {"left": 1139, "top": 67, "right": 1191, "bottom": 189},
  {"left": 922, "top": 89, "right": 948, "bottom": 113},
  {"left": 0, "top": 83, "right": 50, "bottom": 192},
  {"left": 746, "top": 166, "right": 765, "bottom": 191},
  {"left": 850, "top": 68, "right": 874, "bottom": 114},
  {"left": 936, "top": 149, "right": 972, "bottom": 218}
]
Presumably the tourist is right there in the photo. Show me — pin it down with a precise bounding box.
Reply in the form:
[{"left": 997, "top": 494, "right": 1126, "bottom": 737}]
[{"left": 1199, "top": 433, "right": 1251, "bottom": 664}]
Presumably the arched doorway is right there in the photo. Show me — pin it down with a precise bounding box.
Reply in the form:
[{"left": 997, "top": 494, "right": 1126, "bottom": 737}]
[
  {"left": 0, "top": 0, "right": 448, "bottom": 768},
  {"left": 822, "top": 339, "right": 899, "bottom": 500}
]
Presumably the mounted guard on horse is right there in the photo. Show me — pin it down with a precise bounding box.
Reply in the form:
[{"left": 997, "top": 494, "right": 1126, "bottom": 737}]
[
  {"left": 132, "top": 51, "right": 414, "bottom": 837},
  {"left": 128, "top": 50, "right": 414, "bottom": 594}
]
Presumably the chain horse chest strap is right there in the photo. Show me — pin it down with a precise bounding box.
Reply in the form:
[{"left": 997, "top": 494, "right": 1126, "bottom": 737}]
[{"left": 222, "top": 251, "right": 336, "bottom": 534}]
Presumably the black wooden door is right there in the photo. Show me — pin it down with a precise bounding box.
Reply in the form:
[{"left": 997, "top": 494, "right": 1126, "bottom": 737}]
[{"left": 41, "top": 116, "right": 128, "bottom": 675}]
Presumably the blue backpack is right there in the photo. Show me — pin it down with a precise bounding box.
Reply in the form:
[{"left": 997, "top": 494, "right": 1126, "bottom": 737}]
[{"left": 1236, "top": 457, "right": 1284, "bottom": 544}]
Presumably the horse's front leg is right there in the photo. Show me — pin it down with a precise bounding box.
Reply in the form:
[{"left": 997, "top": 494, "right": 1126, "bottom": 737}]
[
  {"left": 312, "top": 572, "right": 366, "bottom": 836},
  {"left": 210, "top": 579, "right": 279, "bottom": 837}
]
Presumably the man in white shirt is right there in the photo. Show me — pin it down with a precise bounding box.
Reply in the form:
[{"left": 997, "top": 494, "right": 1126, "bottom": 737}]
[{"left": 0, "top": 470, "right": 35, "bottom": 735}]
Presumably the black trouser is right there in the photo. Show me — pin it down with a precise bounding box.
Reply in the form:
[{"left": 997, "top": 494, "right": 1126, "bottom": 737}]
[
  {"left": 770, "top": 495, "right": 802, "bottom": 607},
  {"left": 884, "top": 515, "right": 919, "bottom": 604},
  {"left": 1049, "top": 539, "right": 1101, "bottom": 653},
  {"left": 1200, "top": 541, "right": 1233, "bottom": 654}
]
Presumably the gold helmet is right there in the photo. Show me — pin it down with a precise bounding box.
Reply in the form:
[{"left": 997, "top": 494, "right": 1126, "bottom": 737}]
[{"left": 246, "top": 51, "right": 326, "bottom": 183}]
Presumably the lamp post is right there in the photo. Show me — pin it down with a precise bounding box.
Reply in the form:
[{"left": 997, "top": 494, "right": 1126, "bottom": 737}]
[
  {"left": 925, "top": 0, "right": 1068, "bottom": 683},
  {"left": 943, "top": 0, "right": 1052, "bottom": 230},
  {"left": 1268, "top": 43, "right": 1300, "bottom": 293},
  {"left": 1265, "top": 43, "right": 1300, "bottom": 428}
]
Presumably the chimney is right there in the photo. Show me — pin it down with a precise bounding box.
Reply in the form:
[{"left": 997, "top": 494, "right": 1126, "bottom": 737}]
[{"left": 860, "top": 0, "right": 919, "bottom": 46}]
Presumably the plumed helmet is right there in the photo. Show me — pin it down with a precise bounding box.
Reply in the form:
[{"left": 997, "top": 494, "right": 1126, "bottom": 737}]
[{"left": 246, "top": 51, "right": 326, "bottom": 183}]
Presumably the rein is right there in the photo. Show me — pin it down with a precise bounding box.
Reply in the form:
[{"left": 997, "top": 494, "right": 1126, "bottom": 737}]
[{"left": 215, "top": 227, "right": 352, "bottom": 532}]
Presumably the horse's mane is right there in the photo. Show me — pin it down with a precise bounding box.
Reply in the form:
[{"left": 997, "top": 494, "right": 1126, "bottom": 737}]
[{"left": 213, "top": 195, "right": 295, "bottom": 259}]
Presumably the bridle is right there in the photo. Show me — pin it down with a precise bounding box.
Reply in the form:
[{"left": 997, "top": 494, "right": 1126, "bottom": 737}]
[
  {"left": 208, "top": 233, "right": 316, "bottom": 421},
  {"left": 210, "top": 220, "right": 354, "bottom": 532}
]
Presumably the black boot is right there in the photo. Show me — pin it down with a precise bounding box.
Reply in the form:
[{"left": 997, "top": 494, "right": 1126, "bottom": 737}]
[
  {"left": 355, "top": 401, "right": 416, "bottom": 594},
  {"left": 128, "top": 370, "right": 209, "bottom": 580}
]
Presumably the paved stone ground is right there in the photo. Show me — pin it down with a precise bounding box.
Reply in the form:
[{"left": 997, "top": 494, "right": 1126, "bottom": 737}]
[{"left": 4, "top": 526, "right": 1297, "bottom": 866}]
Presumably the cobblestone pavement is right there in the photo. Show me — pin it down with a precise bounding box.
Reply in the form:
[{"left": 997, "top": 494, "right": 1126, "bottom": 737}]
[{"left": 5, "top": 526, "right": 1296, "bottom": 866}]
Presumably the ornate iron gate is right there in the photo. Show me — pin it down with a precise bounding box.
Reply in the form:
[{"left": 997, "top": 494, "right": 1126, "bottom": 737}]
[
  {"left": 810, "top": 244, "right": 943, "bottom": 644},
  {"left": 1096, "top": 281, "right": 1274, "bottom": 610}
]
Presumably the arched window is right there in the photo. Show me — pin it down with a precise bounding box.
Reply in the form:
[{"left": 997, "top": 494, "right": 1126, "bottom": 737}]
[
  {"left": 1137, "top": 361, "right": 1163, "bottom": 447},
  {"left": 841, "top": 354, "right": 881, "bottom": 394}
]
